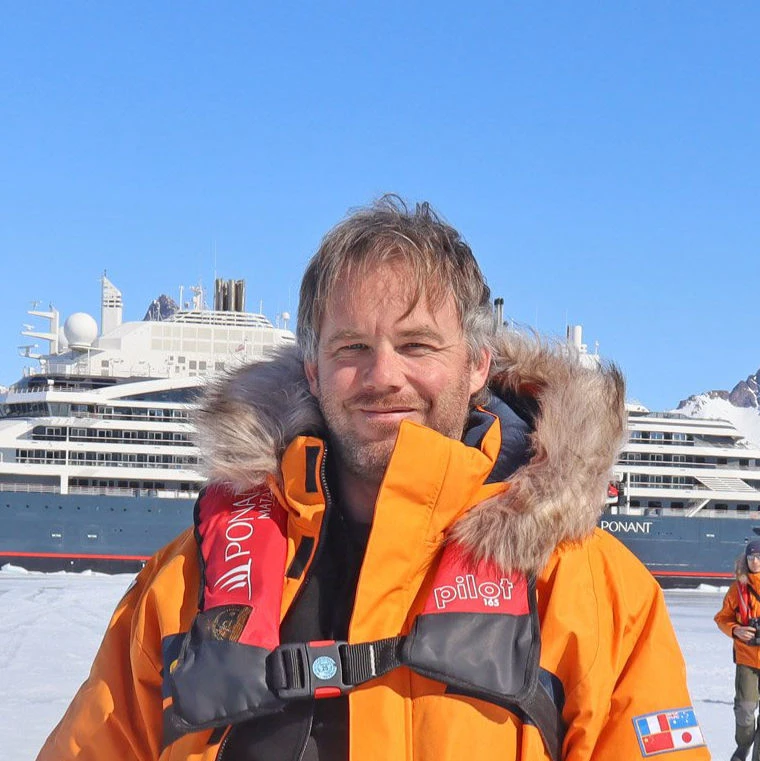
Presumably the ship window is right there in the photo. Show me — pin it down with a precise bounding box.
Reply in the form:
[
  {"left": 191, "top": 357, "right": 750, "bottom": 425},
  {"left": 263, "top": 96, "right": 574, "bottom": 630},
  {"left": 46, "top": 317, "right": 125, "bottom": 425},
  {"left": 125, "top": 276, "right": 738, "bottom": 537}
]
[
  {"left": 738, "top": 504, "right": 750, "bottom": 512},
  {"left": 101, "top": 360, "right": 109, "bottom": 368},
  {"left": 215, "top": 362, "right": 225, "bottom": 371},
  {"left": 178, "top": 356, "right": 186, "bottom": 363},
  {"left": 189, "top": 360, "right": 197, "bottom": 370}
]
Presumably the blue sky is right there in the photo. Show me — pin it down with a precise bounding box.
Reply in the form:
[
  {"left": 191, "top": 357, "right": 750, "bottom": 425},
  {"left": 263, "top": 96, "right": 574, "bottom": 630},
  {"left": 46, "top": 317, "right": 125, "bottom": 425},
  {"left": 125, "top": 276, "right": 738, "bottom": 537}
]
[{"left": 1, "top": 2, "right": 758, "bottom": 410}]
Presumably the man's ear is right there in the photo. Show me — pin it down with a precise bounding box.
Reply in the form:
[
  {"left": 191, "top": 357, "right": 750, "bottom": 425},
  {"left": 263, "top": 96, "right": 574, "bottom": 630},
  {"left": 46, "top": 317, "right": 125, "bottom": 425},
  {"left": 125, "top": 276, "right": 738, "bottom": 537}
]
[
  {"left": 468, "top": 347, "right": 492, "bottom": 397},
  {"left": 304, "top": 360, "right": 319, "bottom": 396}
]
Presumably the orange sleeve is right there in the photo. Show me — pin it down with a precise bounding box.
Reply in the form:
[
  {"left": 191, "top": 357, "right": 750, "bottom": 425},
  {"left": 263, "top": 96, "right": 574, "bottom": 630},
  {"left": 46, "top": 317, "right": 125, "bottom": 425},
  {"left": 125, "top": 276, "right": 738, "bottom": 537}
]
[
  {"left": 714, "top": 583, "right": 740, "bottom": 639},
  {"left": 35, "top": 533, "right": 197, "bottom": 761},
  {"left": 554, "top": 532, "right": 711, "bottom": 761}
]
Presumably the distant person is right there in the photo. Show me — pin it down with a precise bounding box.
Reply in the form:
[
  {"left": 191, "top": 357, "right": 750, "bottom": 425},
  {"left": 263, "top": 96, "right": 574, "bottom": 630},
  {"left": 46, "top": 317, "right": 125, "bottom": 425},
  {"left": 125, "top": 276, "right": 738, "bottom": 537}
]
[
  {"left": 716, "top": 539, "right": 760, "bottom": 761},
  {"left": 37, "top": 196, "right": 708, "bottom": 760}
]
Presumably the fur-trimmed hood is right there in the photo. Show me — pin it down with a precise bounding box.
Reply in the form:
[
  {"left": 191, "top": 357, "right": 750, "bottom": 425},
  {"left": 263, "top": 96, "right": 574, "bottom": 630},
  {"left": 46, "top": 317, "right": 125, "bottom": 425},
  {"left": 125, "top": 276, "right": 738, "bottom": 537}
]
[
  {"left": 735, "top": 554, "right": 760, "bottom": 585},
  {"left": 193, "top": 331, "right": 626, "bottom": 575}
]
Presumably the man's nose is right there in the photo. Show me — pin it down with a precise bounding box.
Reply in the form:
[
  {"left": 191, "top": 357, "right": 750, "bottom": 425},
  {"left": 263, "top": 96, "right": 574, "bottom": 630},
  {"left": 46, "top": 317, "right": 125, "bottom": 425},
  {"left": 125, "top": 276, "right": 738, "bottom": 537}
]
[{"left": 363, "top": 344, "right": 404, "bottom": 389}]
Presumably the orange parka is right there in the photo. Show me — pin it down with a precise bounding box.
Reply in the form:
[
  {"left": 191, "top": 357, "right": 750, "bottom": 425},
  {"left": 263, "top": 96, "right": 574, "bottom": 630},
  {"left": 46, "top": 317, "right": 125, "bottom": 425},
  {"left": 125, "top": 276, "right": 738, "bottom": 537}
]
[
  {"left": 715, "top": 559, "right": 760, "bottom": 668},
  {"left": 37, "top": 335, "right": 710, "bottom": 761}
]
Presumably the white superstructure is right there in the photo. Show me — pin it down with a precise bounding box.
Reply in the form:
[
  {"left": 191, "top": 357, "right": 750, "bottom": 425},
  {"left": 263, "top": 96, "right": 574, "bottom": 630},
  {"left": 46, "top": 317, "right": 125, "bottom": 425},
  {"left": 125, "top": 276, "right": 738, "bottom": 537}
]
[
  {"left": 563, "top": 324, "right": 760, "bottom": 519},
  {"left": 612, "top": 405, "right": 760, "bottom": 518},
  {"left": 0, "top": 275, "right": 294, "bottom": 502}
]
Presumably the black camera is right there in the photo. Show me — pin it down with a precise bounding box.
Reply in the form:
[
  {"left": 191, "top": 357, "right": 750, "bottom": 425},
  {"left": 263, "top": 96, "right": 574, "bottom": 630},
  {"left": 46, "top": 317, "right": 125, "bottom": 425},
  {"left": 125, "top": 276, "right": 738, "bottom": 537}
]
[{"left": 747, "top": 618, "right": 760, "bottom": 646}]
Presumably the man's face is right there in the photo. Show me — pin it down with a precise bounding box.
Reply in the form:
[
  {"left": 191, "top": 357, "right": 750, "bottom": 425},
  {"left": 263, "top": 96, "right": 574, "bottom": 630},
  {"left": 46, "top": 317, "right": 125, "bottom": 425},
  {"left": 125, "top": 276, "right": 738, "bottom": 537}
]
[
  {"left": 748, "top": 553, "right": 760, "bottom": 574},
  {"left": 304, "top": 262, "right": 491, "bottom": 485}
]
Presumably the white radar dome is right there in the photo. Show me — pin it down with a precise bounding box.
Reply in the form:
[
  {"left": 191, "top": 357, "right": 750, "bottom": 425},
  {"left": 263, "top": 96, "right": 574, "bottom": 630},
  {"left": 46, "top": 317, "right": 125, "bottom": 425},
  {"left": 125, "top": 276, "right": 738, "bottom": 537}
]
[{"left": 64, "top": 312, "right": 99, "bottom": 350}]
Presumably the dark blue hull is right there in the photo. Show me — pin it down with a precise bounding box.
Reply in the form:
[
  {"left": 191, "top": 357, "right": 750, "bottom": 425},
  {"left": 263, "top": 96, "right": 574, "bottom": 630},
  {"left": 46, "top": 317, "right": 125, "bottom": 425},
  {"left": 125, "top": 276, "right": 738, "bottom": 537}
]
[
  {"left": 599, "top": 512, "right": 760, "bottom": 587},
  {"left": 0, "top": 491, "right": 196, "bottom": 573},
  {"left": 1, "top": 491, "right": 755, "bottom": 584}
]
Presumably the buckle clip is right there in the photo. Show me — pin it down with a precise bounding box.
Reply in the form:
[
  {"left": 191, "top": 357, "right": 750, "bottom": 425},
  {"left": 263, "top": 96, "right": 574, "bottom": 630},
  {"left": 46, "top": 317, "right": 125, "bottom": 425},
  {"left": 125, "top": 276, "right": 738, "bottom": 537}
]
[{"left": 270, "top": 639, "right": 350, "bottom": 699}]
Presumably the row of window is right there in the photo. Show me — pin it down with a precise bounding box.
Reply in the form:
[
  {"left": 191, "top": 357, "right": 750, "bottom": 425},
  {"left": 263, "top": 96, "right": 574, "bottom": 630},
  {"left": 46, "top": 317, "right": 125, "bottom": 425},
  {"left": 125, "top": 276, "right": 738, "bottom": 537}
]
[
  {"left": 620, "top": 452, "right": 759, "bottom": 468},
  {"left": 69, "top": 477, "right": 199, "bottom": 492},
  {"left": 628, "top": 475, "right": 693, "bottom": 486},
  {"left": 2, "top": 402, "right": 191, "bottom": 422},
  {"left": 16, "top": 449, "right": 198, "bottom": 469},
  {"left": 33, "top": 427, "right": 192, "bottom": 446},
  {"left": 629, "top": 431, "right": 693, "bottom": 443}
]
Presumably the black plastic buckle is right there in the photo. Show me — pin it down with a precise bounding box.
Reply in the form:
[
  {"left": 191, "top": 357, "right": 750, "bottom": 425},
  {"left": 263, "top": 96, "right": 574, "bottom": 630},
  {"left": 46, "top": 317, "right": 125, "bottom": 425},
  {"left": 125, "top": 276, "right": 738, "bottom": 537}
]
[{"left": 269, "top": 639, "right": 350, "bottom": 699}]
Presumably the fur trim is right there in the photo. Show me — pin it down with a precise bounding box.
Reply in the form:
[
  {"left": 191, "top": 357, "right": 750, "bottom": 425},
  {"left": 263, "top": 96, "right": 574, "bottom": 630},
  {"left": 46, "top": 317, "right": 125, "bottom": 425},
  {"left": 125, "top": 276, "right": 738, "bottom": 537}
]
[
  {"left": 449, "top": 331, "right": 625, "bottom": 575},
  {"left": 737, "top": 554, "right": 749, "bottom": 584},
  {"left": 194, "top": 332, "right": 626, "bottom": 575},
  {"left": 192, "top": 345, "right": 323, "bottom": 492}
]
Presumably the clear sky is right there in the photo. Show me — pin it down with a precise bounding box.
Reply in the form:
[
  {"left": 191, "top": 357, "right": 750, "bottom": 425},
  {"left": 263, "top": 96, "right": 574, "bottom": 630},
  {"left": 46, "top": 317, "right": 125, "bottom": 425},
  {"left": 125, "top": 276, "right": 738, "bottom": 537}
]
[{"left": 1, "top": 2, "right": 758, "bottom": 410}]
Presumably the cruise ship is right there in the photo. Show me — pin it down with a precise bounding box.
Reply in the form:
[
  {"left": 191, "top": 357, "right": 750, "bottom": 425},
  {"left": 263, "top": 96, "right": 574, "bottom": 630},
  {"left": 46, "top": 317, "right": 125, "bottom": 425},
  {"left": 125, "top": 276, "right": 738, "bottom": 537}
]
[{"left": 0, "top": 275, "right": 294, "bottom": 571}]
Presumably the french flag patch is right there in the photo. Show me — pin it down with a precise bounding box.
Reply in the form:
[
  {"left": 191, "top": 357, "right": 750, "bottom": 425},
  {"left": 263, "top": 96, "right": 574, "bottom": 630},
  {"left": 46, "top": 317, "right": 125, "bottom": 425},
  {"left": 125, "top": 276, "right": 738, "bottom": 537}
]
[{"left": 634, "top": 708, "right": 706, "bottom": 756}]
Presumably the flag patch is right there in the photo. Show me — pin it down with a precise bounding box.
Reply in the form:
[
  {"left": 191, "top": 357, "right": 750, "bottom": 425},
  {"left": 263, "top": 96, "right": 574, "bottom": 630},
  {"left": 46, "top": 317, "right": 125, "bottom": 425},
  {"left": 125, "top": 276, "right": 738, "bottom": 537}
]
[{"left": 634, "top": 708, "right": 706, "bottom": 756}]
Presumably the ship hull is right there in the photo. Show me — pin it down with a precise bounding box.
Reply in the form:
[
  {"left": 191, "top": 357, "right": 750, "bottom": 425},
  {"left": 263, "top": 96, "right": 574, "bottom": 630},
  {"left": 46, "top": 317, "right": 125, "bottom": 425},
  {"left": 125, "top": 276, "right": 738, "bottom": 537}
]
[
  {"left": 1, "top": 491, "right": 756, "bottom": 583},
  {"left": 0, "top": 491, "right": 196, "bottom": 573},
  {"left": 599, "top": 512, "right": 760, "bottom": 587}
]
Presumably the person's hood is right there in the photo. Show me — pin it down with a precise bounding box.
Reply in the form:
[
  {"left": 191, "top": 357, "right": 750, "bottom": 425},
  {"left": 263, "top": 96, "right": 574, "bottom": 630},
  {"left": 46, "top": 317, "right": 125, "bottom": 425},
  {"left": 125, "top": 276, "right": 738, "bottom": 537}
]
[
  {"left": 193, "top": 330, "right": 626, "bottom": 575},
  {"left": 736, "top": 553, "right": 760, "bottom": 584}
]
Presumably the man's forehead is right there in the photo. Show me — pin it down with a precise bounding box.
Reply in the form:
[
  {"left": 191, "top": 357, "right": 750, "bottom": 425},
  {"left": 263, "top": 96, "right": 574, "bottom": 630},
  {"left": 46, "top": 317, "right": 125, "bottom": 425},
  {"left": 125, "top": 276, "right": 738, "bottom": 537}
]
[{"left": 327, "top": 261, "right": 453, "bottom": 313}]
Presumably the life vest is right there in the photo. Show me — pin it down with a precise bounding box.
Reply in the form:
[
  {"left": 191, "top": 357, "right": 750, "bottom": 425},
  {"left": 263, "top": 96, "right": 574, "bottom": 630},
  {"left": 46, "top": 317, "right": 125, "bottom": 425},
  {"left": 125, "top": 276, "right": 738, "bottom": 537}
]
[{"left": 165, "top": 485, "right": 566, "bottom": 760}]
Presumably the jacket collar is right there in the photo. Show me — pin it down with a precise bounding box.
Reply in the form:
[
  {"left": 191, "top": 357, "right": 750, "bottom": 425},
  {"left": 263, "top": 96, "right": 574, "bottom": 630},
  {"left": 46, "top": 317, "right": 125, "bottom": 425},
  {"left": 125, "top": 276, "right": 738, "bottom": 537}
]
[{"left": 193, "top": 331, "right": 626, "bottom": 575}]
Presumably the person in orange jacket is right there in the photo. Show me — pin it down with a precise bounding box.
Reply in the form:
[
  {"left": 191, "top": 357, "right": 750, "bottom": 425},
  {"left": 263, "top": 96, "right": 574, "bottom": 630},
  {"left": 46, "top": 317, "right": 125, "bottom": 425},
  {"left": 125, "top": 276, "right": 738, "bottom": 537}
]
[
  {"left": 715, "top": 540, "right": 760, "bottom": 761},
  {"left": 37, "top": 196, "right": 710, "bottom": 761}
]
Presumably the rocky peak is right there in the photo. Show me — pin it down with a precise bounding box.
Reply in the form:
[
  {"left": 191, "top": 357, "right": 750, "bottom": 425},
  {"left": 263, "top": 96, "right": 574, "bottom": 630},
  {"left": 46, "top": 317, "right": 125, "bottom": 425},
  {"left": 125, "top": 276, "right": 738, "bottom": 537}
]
[
  {"left": 729, "top": 371, "right": 760, "bottom": 409},
  {"left": 143, "top": 294, "right": 179, "bottom": 322}
]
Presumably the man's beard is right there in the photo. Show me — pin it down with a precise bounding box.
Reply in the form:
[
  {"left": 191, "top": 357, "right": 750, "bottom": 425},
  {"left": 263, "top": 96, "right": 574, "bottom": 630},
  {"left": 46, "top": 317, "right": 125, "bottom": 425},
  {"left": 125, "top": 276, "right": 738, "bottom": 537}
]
[{"left": 316, "top": 375, "right": 474, "bottom": 486}]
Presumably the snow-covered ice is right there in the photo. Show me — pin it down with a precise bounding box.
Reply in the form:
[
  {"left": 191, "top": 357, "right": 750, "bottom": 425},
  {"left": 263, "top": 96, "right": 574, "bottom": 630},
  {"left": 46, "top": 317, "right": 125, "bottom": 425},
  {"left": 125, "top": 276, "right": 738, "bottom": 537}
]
[{"left": 0, "top": 566, "right": 735, "bottom": 759}]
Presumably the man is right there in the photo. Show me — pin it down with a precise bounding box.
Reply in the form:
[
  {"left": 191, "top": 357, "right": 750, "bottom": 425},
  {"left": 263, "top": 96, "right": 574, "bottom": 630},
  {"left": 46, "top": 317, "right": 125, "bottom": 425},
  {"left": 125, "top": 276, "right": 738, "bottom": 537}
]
[
  {"left": 38, "top": 197, "right": 708, "bottom": 760},
  {"left": 716, "top": 540, "right": 760, "bottom": 761}
]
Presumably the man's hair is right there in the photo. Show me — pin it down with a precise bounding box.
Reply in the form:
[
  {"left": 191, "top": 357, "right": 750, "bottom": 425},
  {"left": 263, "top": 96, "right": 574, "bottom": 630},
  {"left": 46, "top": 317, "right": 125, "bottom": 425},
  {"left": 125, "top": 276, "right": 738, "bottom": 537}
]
[{"left": 297, "top": 195, "right": 494, "bottom": 363}]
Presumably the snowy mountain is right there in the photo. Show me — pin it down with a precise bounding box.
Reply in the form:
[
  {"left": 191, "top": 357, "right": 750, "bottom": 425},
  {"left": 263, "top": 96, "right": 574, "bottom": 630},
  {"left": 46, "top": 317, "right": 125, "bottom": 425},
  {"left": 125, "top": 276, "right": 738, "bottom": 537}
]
[{"left": 676, "top": 367, "right": 760, "bottom": 446}]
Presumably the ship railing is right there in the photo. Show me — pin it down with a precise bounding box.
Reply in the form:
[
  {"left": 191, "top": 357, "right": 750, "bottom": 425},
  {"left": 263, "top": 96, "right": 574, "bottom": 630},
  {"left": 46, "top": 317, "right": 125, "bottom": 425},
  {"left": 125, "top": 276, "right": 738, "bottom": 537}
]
[
  {"left": 24, "top": 363, "right": 167, "bottom": 380},
  {"left": 611, "top": 505, "right": 760, "bottom": 520},
  {"left": 0, "top": 482, "right": 199, "bottom": 499},
  {"left": 625, "top": 482, "right": 760, "bottom": 493},
  {"left": 67, "top": 485, "right": 200, "bottom": 499}
]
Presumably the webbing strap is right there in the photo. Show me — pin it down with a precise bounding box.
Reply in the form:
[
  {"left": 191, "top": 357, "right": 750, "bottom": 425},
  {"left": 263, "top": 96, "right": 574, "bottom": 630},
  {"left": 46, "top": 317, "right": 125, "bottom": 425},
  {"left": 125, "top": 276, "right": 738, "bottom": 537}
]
[
  {"left": 268, "top": 637, "right": 405, "bottom": 699},
  {"left": 520, "top": 682, "right": 565, "bottom": 761},
  {"left": 342, "top": 637, "right": 405, "bottom": 683}
]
